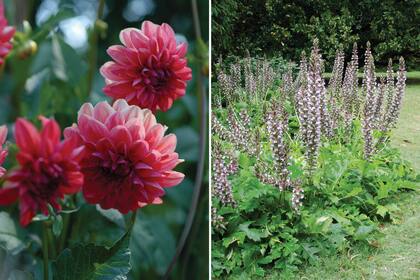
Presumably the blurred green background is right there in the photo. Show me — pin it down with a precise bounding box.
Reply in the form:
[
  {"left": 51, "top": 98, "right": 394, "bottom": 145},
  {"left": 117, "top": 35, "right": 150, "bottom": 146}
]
[{"left": 0, "top": 0, "right": 209, "bottom": 279}]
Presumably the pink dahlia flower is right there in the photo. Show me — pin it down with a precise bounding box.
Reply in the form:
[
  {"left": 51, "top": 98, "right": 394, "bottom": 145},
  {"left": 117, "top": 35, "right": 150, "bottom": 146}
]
[
  {"left": 64, "top": 99, "right": 184, "bottom": 213},
  {"left": 0, "top": 117, "right": 84, "bottom": 226},
  {"left": 0, "top": 1, "right": 15, "bottom": 66},
  {"left": 0, "top": 125, "right": 7, "bottom": 177},
  {"left": 100, "top": 21, "right": 192, "bottom": 113}
]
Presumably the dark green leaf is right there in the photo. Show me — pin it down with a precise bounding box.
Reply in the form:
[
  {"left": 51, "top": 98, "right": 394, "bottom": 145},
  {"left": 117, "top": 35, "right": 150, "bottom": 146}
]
[{"left": 53, "top": 233, "right": 131, "bottom": 280}]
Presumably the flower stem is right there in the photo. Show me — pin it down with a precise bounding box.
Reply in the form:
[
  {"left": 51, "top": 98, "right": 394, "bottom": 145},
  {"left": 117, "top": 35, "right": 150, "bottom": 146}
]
[
  {"left": 127, "top": 209, "right": 138, "bottom": 233},
  {"left": 42, "top": 221, "right": 49, "bottom": 280},
  {"left": 86, "top": 0, "right": 105, "bottom": 99},
  {"left": 163, "top": 0, "right": 207, "bottom": 278}
]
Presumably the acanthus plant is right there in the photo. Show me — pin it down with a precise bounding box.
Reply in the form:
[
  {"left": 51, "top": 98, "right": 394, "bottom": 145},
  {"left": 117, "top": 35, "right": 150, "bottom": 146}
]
[
  {"left": 212, "top": 38, "right": 414, "bottom": 279},
  {"left": 0, "top": 10, "right": 195, "bottom": 278}
]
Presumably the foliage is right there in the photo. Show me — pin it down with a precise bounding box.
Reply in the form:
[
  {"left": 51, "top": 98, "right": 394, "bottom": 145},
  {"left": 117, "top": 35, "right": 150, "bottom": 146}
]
[
  {"left": 212, "top": 0, "right": 420, "bottom": 70},
  {"left": 211, "top": 49, "right": 418, "bottom": 278},
  {"left": 0, "top": 0, "right": 209, "bottom": 279}
]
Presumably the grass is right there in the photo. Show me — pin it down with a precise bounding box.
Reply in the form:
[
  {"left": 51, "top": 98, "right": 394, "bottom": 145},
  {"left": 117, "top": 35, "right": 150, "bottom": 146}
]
[
  {"left": 288, "top": 82, "right": 420, "bottom": 280},
  {"left": 391, "top": 84, "right": 420, "bottom": 170}
]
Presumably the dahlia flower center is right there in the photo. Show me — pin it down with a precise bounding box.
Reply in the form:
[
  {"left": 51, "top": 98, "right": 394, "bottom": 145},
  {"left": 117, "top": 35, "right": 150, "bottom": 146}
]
[
  {"left": 97, "top": 151, "right": 133, "bottom": 178},
  {"left": 29, "top": 159, "right": 63, "bottom": 199},
  {"left": 139, "top": 67, "right": 172, "bottom": 93}
]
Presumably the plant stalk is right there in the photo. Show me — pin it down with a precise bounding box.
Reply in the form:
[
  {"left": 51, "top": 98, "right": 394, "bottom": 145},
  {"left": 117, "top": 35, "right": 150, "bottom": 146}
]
[
  {"left": 86, "top": 0, "right": 105, "bottom": 98},
  {"left": 42, "top": 222, "right": 49, "bottom": 280},
  {"left": 163, "top": 0, "right": 207, "bottom": 278},
  {"left": 128, "top": 209, "right": 138, "bottom": 233}
]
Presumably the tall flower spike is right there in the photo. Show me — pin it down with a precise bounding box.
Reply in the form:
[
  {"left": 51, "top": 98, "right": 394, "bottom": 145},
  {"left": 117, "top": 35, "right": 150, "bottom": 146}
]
[
  {"left": 373, "top": 78, "right": 386, "bottom": 128},
  {"left": 382, "top": 58, "right": 395, "bottom": 128},
  {"left": 350, "top": 43, "right": 361, "bottom": 117},
  {"left": 0, "top": 125, "right": 7, "bottom": 177},
  {"left": 384, "top": 57, "right": 406, "bottom": 129},
  {"left": 0, "top": 117, "right": 84, "bottom": 226},
  {"left": 265, "top": 104, "right": 291, "bottom": 191},
  {"left": 291, "top": 181, "right": 304, "bottom": 212},
  {"left": 64, "top": 99, "right": 184, "bottom": 213},
  {"left": 301, "top": 39, "right": 322, "bottom": 170},
  {"left": 211, "top": 143, "right": 236, "bottom": 207},
  {"left": 100, "top": 21, "right": 192, "bottom": 112},
  {"left": 0, "top": 0, "right": 15, "bottom": 66},
  {"left": 362, "top": 42, "right": 376, "bottom": 159}
]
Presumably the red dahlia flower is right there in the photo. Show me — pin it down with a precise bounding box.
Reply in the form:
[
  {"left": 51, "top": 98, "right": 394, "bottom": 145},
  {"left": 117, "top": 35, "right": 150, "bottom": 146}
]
[
  {"left": 64, "top": 99, "right": 184, "bottom": 213},
  {"left": 0, "top": 125, "right": 7, "bottom": 177},
  {"left": 100, "top": 21, "right": 192, "bottom": 113},
  {"left": 0, "top": 1, "right": 15, "bottom": 66},
  {"left": 0, "top": 117, "right": 84, "bottom": 226}
]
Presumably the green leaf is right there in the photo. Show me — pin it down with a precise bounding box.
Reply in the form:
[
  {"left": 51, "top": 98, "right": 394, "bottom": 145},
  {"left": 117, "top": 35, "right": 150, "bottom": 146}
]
[
  {"left": 96, "top": 206, "right": 126, "bottom": 229},
  {"left": 52, "top": 215, "right": 63, "bottom": 237},
  {"left": 53, "top": 233, "right": 131, "bottom": 280},
  {"left": 376, "top": 205, "right": 388, "bottom": 218},
  {"left": 238, "top": 222, "right": 267, "bottom": 242},
  {"left": 8, "top": 270, "right": 34, "bottom": 280},
  {"left": 0, "top": 247, "right": 33, "bottom": 280},
  {"left": 0, "top": 212, "right": 26, "bottom": 254},
  {"left": 354, "top": 225, "right": 375, "bottom": 240}
]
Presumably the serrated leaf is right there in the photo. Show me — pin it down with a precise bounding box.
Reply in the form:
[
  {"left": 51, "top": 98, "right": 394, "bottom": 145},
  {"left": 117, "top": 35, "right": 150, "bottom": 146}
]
[
  {"left": 376, "top": 205, "right": 388, "bottom": 218},
  {"left": 53, "top": 233, "right": 131, "bottom": 280},
  {"left": 238, "top": 222, "right": 267, "bottom": 242}
]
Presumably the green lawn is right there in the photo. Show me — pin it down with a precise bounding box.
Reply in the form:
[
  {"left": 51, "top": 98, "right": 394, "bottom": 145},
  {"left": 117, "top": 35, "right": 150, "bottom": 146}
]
[{"left": 288, "top": 82, "right": 420, "bottom": 280}]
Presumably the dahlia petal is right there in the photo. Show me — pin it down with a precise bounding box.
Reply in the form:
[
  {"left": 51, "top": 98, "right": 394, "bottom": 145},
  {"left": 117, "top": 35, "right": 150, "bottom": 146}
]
[
  {"left": 39, "top": 117, "right": 61, "bottom": 155},
  {"left": 129, "top": 140, "right": 149, "bottom": 161},
  {"left": 129, "top": 29, "right": 149, "bottom": 49},
  {"left": 141, "top": 21, "right": 159, "bottom": 38},
  {"left": 61, "top": 171, "right": 83, "bottom": 194},
  {"left": 119, "top": 28, "right": 138, "bottom": 48},
  {"left": 15, "top": 118, "right": 41, "bottom": 155},
  {"left": 107, "top": 45, "right": 139, "bottom": 66},
  {"left": 113, "top": 99, "right": 130, "bottom": 111},
  {"left": 176, "top": 42, "right": 188, "bottom": 57},
  {"left": 156, "top": 134, "right": 177, "bottom": 154},
  {"left": 103, "top": 82, "right": 135, "bottom": 99},
  {"left": 0, "top": 186, "right": 19, "bottom": 205},
  {"left": 109, "top": 125, "right": 132, "bottom": 152},
  {"left": 159, "top": 171, "right": 185, "bottom": 187},
  {"left": 0, "top": 125, "right": 7, "bottom": 144},
  {"left": 20, "top": 207, "right": 35, "bottom": 227},
  {"left": 93, "top": 101, "right": 115, "bottom": 123},
  {"left": 0, "top": 166, "right": 6, "bottom": 177},
  {"left": 63, "top": 125, "right": 83, "bottom": 145},
  {"left": 79, "top": 115, "right": 109, "bottom": 142},
  {"left": 78, "top": 102, "right": 94, "bottom": 119},
  {"left": 145, "top": 125, "right": 165, "bottom": 148},
  {"left": 105, "top": 111, "right": 126, "bottom": 129}
]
